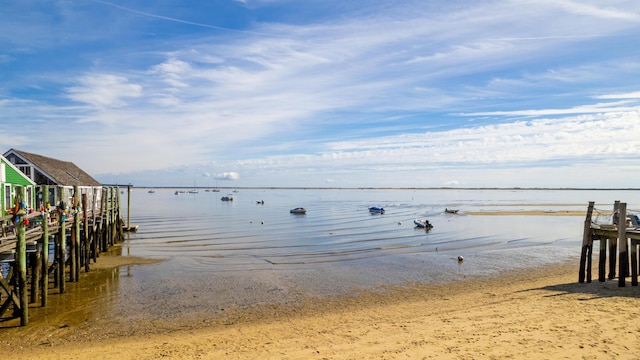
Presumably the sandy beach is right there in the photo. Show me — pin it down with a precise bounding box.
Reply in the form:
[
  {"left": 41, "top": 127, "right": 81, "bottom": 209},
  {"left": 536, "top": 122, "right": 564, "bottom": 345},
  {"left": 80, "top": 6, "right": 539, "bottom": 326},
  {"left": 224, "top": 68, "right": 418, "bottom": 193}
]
[{"left": 3, "top": 257, "right": 640, "bottom": 359}]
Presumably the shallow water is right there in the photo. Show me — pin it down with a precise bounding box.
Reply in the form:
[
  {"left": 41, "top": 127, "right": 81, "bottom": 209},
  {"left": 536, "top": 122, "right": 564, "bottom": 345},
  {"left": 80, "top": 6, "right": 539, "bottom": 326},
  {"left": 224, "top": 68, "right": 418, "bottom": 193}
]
[
  {"left": 122, "top": 188, "right": 638, "bottom": 274},
  {"left": 7, "top": 188, "right": 640, "bottom": 331}
]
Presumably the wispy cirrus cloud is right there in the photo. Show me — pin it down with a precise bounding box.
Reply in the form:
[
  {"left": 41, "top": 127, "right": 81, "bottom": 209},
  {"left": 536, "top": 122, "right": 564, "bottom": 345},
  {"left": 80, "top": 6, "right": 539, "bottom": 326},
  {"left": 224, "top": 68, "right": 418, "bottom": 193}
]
[{"left": 3, "top": 1, "right": 640, "bottom": 187}]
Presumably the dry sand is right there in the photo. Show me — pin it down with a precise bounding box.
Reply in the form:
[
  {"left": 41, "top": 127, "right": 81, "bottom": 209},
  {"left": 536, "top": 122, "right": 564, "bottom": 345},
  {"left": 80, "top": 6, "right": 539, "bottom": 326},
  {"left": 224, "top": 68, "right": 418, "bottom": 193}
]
[{"left": 5, "top": 260, "right": 640, "bottom": 359}]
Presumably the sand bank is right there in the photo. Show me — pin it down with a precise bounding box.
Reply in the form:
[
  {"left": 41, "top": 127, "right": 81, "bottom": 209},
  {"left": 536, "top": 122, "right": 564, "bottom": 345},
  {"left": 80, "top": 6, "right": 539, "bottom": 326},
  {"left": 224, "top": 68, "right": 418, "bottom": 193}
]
[{"left": 6, "top": 260, "right": 640, "bottom": 359}]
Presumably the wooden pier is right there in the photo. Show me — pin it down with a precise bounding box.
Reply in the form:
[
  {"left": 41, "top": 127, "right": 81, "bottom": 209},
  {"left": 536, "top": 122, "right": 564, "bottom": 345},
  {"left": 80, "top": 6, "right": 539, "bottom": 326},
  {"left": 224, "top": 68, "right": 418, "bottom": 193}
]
[
  {"left": 579, "top": 201, "right": 640, "bottom": 287},
  {"left": 0, "top": 185, "right": 129, "bottom": 326}
]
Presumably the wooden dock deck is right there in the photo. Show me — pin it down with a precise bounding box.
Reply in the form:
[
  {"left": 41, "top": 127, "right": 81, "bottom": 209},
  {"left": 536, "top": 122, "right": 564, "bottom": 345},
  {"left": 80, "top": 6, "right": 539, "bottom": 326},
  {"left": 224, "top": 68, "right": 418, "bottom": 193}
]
[{"left": 0, "top": 185, "right": 129, "bottom": 326}]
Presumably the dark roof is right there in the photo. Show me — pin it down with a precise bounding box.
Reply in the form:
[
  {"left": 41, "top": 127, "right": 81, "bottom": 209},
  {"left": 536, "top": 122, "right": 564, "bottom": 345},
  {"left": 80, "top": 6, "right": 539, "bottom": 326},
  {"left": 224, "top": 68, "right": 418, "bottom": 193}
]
[{"left": 5, "top": 149, "right": 101, "bottom": 187}]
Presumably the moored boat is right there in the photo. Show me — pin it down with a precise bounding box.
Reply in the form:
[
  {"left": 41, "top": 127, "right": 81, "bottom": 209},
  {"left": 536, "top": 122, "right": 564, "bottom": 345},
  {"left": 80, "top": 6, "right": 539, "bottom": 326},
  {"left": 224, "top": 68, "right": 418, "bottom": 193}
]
[
  {"left": 290, "top": 207, "right": 306, "bottom": 214},
  {"left": 445, "top": 208, "right": 459, "bottom": 214},
  {"left": 221, "top": 195, "right": 234, "bottom": 201},
  {"left": 368, "top": 206, "right": 385, "bottom": 214},
  {"left": 414, "top": 219, "right": 433, "bottom": 228}
]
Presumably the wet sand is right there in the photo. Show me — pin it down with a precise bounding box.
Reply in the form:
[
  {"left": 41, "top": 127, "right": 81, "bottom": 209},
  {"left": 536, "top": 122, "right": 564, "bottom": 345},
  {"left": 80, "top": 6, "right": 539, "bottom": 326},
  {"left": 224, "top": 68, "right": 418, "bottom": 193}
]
[
  {"left": 7, "top": 208, "right": 639, "bottom": 359},
  {"left": 5, "top": 258, "right": 640, "bottom": 359}
]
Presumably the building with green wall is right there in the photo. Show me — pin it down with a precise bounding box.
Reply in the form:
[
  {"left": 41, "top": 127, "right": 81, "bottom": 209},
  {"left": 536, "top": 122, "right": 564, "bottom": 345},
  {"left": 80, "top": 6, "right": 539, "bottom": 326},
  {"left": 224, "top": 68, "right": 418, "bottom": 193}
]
[{"left": 1, "top": 154, "right": 36, "bottom": 217}]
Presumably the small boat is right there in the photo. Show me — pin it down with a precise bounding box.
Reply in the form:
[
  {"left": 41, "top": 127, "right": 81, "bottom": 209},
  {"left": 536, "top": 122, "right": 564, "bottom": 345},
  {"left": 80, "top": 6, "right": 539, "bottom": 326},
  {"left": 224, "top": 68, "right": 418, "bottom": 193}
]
[
  {"left": 174, "top": 191, "right": 179, "bottom": 195},
  {"left": 221, "top": 195, "right": 234, "bottom": 201},
  {"left": 188, "top": 189, "right": 199, "bottom": 194},
  {"left": 290, "top": 207, "right": 306, "bottom": 214},
  {"left": 148, "top": 190, "right": 155, "bottom": 193},
  {"left": 414, "top": 219, "right": 433, "bottom": 228},
  {"left": 445, "top": 208, "right": 459, "bottom": 214},
  {"left": 256, "top": 200, "right": 264, "bottom": 204},
  {"left": 368, "top": 206, "right": 385, "bottom": 214}
]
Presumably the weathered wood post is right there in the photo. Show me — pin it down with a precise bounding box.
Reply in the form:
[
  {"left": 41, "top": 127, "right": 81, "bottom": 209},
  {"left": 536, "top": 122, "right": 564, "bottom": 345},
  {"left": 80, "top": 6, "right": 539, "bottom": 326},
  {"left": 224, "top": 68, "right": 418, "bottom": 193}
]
[
  {"left": 15, "top": 186, "right": 28, "bottom": 325},
  {"left": 632, "top": 239, "right": 638, "bottom": 286},
  {"left": 116, "top": 186, "right": 124, "bottom": 240},
  {"left": 82, "top": 193, "right": 90, "bottom": 272},
  {"left": 91, "top": 188, "right": 98, "bottom": 263},
  {"left": 69, "top": 188, "right": 76, "bottom": 282},
  {"left": 598, "top": 235, "right": 606, "bottom": 282},
  {"left": 30, "top": 238, "right": 40, "bottom": 304},
  {"left": 58, "top": 186, "right": 66, "bottom": 293},
  {"left": 110, "top": 186, "right": 117, "bottom": 244},
  {"left": 609, "top": 201, "right": 620, "bottom": 279},
  {"left": 618, "top": 202, "right": 628, "bottom": 287},
  {"left": 127, "top": 184, "right": 131, "bottom": 231},
  {"left": 31, "top": 251, "right": 40, "bottom": 303},
  {"left": 579, "top": 201, "right": 595, "bottom": 283},
  {"left": 73, "top": 185, "right": 81, "bottom": 281},
  {"left": 41, "top": 185, "right": 49, "bottom": 307},
  {"left": 101, "top": 187, "right": 108, "bottom": 252}
]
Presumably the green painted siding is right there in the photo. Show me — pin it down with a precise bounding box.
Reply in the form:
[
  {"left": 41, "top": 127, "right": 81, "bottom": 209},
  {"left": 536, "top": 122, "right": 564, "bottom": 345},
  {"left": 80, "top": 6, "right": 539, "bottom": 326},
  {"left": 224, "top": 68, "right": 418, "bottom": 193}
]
[{"left": 1, "top": 158, "right": 35, "bottom": 217}]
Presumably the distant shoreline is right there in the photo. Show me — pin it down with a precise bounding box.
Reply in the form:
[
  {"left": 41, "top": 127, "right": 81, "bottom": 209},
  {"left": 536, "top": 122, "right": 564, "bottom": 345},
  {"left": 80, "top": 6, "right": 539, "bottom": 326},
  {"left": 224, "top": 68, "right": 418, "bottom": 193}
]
[{"left": 121, "top": 186, "right": 640, "bottom": 191}]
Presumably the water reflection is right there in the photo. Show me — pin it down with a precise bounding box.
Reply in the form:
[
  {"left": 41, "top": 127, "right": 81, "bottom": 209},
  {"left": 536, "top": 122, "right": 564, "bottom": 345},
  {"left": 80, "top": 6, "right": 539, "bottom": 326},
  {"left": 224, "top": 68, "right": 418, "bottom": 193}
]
[{"left": 4, "top": 189, "right": 639, "bottom": 333}]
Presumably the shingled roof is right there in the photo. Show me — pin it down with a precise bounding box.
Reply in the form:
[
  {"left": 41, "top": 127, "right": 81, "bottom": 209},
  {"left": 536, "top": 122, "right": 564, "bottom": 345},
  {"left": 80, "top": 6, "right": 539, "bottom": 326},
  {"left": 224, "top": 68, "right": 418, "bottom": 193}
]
[{"left": 4, "top": 149, "right": 101, "bottom": 187}]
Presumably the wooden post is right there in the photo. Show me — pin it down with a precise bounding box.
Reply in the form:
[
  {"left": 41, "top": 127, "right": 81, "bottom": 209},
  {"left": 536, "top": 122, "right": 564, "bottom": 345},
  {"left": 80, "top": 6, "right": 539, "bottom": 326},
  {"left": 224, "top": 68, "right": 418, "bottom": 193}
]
[
  {"left": 82, "top": 194, "right": 90, "bottom": 272},
  {"left": 15, "top": 186, "right": 28, "bottom": 325},
  {"left": 609, "top": 201, "right": 620, "bottom": 280},
  {"left": 579, "top": 201, "right": 595, "bottom": 283},
  {"left": 127, "top": 184, "right": 131, "bottom": 231},
  {"left": 111, "top": 187, "right": 117, "bottom": 244},
  {"left": 41, "top": 185, "right": 49, "bottom": 307},
  {"left": 632, "top": 239, "right": 638, "bottom": 286},
  {"left": 73, "top": 185, "right": 80, "bottom": 281},
  {"left": 58, "top": 186, "right": 66, "bottom": 294},
  {"left": 31, "top": 242, "right": 41, "bottom": 303},
  {"left": 598, "top": 237, "right": 606, "bottom": 282},
  {"left": 116, "top": 186, "right": 124, "bottom": 241},
  {"left": 101, "top": 187, "right": 108, "bottom": 252},
  {"left": 91, "top": 188, "right": 98, "bottom": 263},
  {"left": 27, "top": 241, "right": 42, "bottom": 304},
  {"left": 69, "top": 188, "right": 76, "bottom": 282},
  {"left": 618, "top": 202, "right": 627, "bottom": 287}
]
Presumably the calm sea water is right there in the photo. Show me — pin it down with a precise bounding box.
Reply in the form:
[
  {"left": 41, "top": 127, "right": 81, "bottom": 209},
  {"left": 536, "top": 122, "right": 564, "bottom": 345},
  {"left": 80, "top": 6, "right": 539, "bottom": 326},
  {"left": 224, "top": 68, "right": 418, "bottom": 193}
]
[
  {"left": 9, "top": 188, "right": 640, "bottom": 330},
  {"left": 121, "top": 188, "right": 640, "bottom": 281}
]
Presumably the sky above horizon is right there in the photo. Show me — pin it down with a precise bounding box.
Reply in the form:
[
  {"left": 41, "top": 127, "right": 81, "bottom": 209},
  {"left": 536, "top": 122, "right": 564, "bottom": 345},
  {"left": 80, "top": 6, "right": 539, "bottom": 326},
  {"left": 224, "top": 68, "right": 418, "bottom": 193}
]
[{"left": 2, "top": 0, "right": 640, "bottom": 188}]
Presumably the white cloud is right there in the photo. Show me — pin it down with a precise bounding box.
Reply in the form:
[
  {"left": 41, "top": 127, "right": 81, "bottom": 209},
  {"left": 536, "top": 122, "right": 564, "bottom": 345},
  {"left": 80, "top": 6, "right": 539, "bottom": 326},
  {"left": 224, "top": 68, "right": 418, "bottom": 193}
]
[
  {"left": 66, "top": 74, "right": 142, "bottom": 108},
  {"left": 595, "top": 91, "right": 640, "bottom": 99},
  {"left": 215, "top": 172, "right": 240, "bottom": 181}
]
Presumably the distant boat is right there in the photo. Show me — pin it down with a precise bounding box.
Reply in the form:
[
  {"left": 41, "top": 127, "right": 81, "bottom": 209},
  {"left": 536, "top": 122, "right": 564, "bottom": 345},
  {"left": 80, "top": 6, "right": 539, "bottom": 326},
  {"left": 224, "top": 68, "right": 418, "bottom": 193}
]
[
  {"left": 368, "top": 206, "right": 385, "bottom": 214},
  {"left": 148, "top": 190, "right": 155, "bottom": 193},
  {"left": 175, "top": 191, "right": 179, "bottom": 195},
  {"left": 188, "top": 189, "right": 198, "bottom": 194},
  {"left": 445, "top": 208, "right": 459, "bottom": 214},
  {"left": 221, "top": 195, "right": 233, "bottom": 201},
  {"left": 414, "top": 219, "right": 433, "bottom": 229},
  {"left": 256, "top": 200, "right": 264, "bottom": 204},
  {"left": 290, "top": 207, "right": 306, "bottom": 214}
]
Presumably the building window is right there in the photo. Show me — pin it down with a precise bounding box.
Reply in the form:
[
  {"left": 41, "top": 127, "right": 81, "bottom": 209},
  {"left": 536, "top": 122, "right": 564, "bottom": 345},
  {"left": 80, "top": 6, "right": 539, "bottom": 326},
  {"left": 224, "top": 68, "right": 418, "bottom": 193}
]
[
  {"left": 26, "top": 187, "right": 33, "bottom": 210},
  {"left": 4, "top": 184, "right": 11, "bottom": 210},
  {"left": 18, "top": 165, "right": 32, "bottom": 178}
]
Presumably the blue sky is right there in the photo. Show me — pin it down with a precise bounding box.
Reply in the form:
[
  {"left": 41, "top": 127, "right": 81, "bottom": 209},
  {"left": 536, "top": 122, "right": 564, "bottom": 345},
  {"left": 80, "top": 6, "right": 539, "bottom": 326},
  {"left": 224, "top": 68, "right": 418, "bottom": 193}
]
[{"left": 1, "top": 1, "right": 640, "bottom": 188}]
